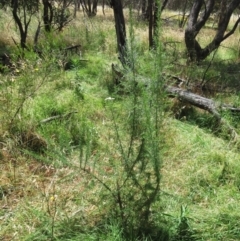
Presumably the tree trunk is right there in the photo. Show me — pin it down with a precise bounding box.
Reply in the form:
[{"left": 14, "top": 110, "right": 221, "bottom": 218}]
[
  {"left": 42, "top": 0, "right": 53, "bottom": 32},
  {"left": 178, "top": 0, "right": 189, "bottom": 28},
  {"left": 74, "top": 0, "right": 78, "bottom": 18},
  {"left": 92, "top": 0, "right": 98, "bottom": 15},
  {"left": 81, "top": 0, "right": 98, "bottom": 16},
  {"left": 153, "top": 0, "right": 164, "bottom": 48},
  {"left": 161, "top": 0, "right": 169, "bottom": 12},
  {"left": 148, "top": 0, "right": 154, "bottom": 48},
  {"left": 12, "top": 0, "right": 31, "bottom": 49},
  {"left": 150, "top": 0, "right": 168, "bottom": 49},
  {"left": 141, "top": 0, "right": 147, "bottom": 17},
  {"left": 185, "top": 0, "right": 240, "bottom": 62},
  {"left": 110, "top": 0, "right": 127, "bottom": 67}
]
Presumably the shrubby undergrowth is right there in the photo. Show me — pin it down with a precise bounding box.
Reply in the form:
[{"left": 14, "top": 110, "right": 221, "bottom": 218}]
[{"left": 1, "top": 5, "right": 240, "bottom": 241}]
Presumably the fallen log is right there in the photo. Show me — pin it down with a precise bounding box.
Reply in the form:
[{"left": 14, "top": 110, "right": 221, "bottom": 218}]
[
  {"left": 110, "top": 64, "right": 240, "bottom": 142},
  {"left": 166, "top": 86, "right": 221, "bottom": 118},
  {"left": 63, "top": 45, "right": 81, "bottom": 55},
  {"left": 166, "top": 86, "right": 240, "bottom": 115},
  {"left": 165, "top": 86, "right": 239, "bottom": 142}
]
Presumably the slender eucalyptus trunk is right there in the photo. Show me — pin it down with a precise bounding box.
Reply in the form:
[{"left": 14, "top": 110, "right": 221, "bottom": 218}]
[
  {"left": 42, "top": 0, "right": 53, "bottom": 32},
  {"left": 148, "top": 0, "right": 154, "bottom": 48},
  {"left": 12, "top": 0, "right": 31, "bottom": 49},
  {"left": 110, "top": 0, "right": 127, "bottom": 67}
]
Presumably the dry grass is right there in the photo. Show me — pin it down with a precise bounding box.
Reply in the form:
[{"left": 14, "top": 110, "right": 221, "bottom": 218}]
[
  {"left": 0, "top": 148, "right": 106, "bottom": 239},
  {"left": 1, "top": 6, "right": 240, "bottom": 241},
  {"left": 0, "top": 10, "right": 18, "bottom": 48}
]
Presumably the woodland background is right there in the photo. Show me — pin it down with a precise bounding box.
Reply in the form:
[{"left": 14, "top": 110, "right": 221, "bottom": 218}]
[{"left": 1, "top": 1, "right": 240, "bottom": 240}]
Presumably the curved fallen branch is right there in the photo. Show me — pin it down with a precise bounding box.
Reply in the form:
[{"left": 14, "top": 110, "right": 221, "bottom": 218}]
[
  {"left": 166, "top": 86, "right": 239, "bottom": 142},
  {"left": 39, "top": 111, "right": 78, "bottom": 124},
  {"left": 166, "top": 86, "right": 220, "bottom": 116}
]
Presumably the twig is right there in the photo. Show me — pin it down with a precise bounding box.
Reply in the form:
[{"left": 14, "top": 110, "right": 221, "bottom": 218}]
[
  {"left": 163, "top": 72, "right": 187, "bottom": 87},
  {"left": 39, "top": 111, "right": 78, "bottom": 124},
  {"left": 201, "top": 48, "right": 217, "bottom": 86}
]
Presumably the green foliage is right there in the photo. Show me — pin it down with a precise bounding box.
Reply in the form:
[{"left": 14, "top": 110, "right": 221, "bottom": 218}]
[
  {"left": 43, "top": 32, "right": 67, "bottom": 51},
  {"left": 173, "top": 205, "right": 194, "bottom": 241},
  {"left": 75, "top": 12, "right": 169, "bottom": 240},
  {"left": 2, "top": 4, "right": 240, "bottom": 241},
  {"left": 0, "top": 51, "right": 53, "bottom": 132}
]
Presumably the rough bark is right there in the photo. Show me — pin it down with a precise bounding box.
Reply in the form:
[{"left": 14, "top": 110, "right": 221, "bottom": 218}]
[
  {"left": 10, "top": 0, "right": 39, "bottom": 49},
  {"left": 166, "top": 86, "right": 221, "bottom": 117},
  {"left": 185, "top": 0, "right": 240, "bottom": 62},
  {"left": 110, "top": 0, "right": 127, "bottom": 67},
  {"left": 12, "top": 0, "right": 32, "bottom": 49},
  {"left": 42, "top": 0, "right": 53, "bottom": 32},
  {"left": 166, "top": 85, "right": 239, "bottom": 141}
]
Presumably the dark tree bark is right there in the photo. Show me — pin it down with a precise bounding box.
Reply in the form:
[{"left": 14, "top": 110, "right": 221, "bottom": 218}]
[
  {"left": 143, "top": 0, "right": 168, "bottom": 20},
  {"left": 73, "top": 0, "right": 81, "bottom": 17},
  {"left": 81, "top": 0, "right": 98, "bottom": 16},
  {"left": 57, "top": 0, "right": 71, "bottom": 31},
  {"left": 110, "top": 0, "right": 127, "bottom": 67},
  {"left": 178, "top": 0, "right": 189, "bottom": 28},
  {"left": 92, "top": 0, "right": 98, "bottom": 14},
  {"left": 102, "top": 0, "right": 105, "bottom": 15},
  {"left": 149, "top": 0, "right": 168, "bottom": 49},
  {"left": 51, "top": 0, "right": 74, "bottom": 32},
  {"left": 185, "top": 0, "right": 240, "bottom": 62},
  {"left": 148, "top": 0, "right": 154, "bottom": 48},
  {"left": 11, "top": 0, "right": 34, "bottom": 49},
  {"left": 42, "top": 0, "right": 53, "bottom": 32},
  {"left": 161, "top": 0, "right": 169, "bottom": 12},
  {"left": 141, "top": 0, "right": 147, "bottom": 17}
]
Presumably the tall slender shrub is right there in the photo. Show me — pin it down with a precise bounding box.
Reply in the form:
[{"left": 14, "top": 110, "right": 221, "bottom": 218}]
[{"left": 79, "top": 1, "right": 167, "bottom": 240}]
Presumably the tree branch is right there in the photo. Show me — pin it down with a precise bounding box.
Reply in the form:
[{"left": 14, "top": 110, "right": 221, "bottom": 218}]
[
  {"left": 222, "top": 16, "right": 240, "bottom": 41},
  {"left": 39, "top": 111, "right": 78, "bottom": 124}
]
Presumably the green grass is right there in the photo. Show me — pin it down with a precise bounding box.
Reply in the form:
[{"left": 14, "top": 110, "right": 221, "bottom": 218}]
[
  {"left": 161, "top": 119, "right": 240, "bottom": 240},
  {"left": 1, "top": 6, "right": 240, "bottom": 241}
]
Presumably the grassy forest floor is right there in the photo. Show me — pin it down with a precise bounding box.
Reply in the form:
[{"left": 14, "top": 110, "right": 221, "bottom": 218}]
[{"left": 1, "top": 6, "right": 240, "bottom": 241}]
